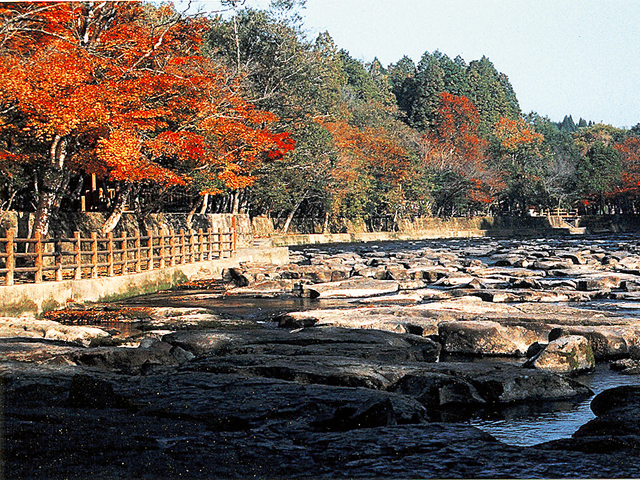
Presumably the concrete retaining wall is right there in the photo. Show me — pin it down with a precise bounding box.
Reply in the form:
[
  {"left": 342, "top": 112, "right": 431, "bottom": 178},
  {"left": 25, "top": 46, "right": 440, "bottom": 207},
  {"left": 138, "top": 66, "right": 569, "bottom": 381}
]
[
  {"left": 578, "top": 215, "right": 640, "bottom": 233},
  {"left": 266, "top": 216, "right": 575, "bottom": 246},
  {"left": 0, "top": 246, "right": 289, "bottom": 316}
]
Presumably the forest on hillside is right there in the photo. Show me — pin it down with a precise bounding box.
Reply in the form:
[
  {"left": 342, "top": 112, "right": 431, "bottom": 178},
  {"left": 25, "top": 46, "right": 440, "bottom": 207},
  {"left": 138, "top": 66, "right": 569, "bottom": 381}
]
[{"left": 1, "top": 0, "right": 640, "bottom": 236}]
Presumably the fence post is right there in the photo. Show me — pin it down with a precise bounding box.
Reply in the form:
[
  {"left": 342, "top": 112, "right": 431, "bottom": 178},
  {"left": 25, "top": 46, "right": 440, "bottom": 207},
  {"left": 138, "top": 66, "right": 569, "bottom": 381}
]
[
  {"left": 206, "top": 228, "right": 212, "bottom": 260},
  {"left": 169, "top": 229, "right": 176, "bottom": 267},
  {"left": 107, "top": 232, "right": 114, "bottom": 276},
  {"left": 5, "top": 229, "right": 14, "bottom": 286},
  {"left": 159, "top": 230, "right": 165, "bottom": 269},
  {"left": 55, "top": 236, "right": 63, "bottom": 282},
  {"left": 91, "top": 232, "right": 98, "bottom": 278},
  {"left": 34, "top": 231, "right": 43, "bottom": 283},
  {"left": 215, "top": 227, "right": 221, "bottom": 258},
  {"left": 197, "top": 228, "right": 204, "bottom": 262},
  {"left": 231, "top": 215, "right": 237, "bottom": 256},
  {"left": 74, "top": 232, "right": 82, "bottom": 280},
  {"left": 147, "top": 230, "right": 154, "bottom": 270},
  {"left": 135, "top": 230, "right": 141, "bottom": 272},
  {"left": 179, "top": 229, "right": 186, "bottom": 264},
  {"left": 121, "top": 231, "right": 128, "bottom": 275},
  {"left": 187, "top": 230, "right": 193, "bottom": 263}
]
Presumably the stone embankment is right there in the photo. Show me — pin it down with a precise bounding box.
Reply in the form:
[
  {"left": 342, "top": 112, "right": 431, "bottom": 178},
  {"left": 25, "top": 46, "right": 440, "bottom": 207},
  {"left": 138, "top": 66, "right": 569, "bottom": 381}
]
[{"left": 4, "top": 234, "right": 640, "bottom": 477}]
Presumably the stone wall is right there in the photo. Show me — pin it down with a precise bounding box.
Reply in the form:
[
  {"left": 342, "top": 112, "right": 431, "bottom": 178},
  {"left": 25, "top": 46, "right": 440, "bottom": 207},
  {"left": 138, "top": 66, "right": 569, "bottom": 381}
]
[
  {"left": 578, "top": 215, "right": 640, "bottom": 234},
  {"left": 256, "top": 215, "right": 576, "bottom": 246}
]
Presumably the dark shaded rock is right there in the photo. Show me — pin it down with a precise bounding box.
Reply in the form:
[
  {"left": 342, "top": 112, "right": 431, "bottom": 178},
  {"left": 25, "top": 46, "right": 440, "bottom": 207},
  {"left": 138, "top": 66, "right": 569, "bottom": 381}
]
[
  {"left": 118, "top": 371, "right": 430, "bottom": 432},
  {"left": 68, "top": 340, "right": 193, "bottom": 374},
  {"left": 589, "top": 385, "right": 640, "bottom": 417},
  {"left": 165, "top": 327, "right": 441, "bottom": 363},
  {"left": 526, "top": 341, "right": 546, "bottom": 358},
  {"left": 563, "top": 386, "right": 640, "bottom": 452},
  {"left": 431, "top": 362, "right": 593, "bottom": 404},
  {"left": 548, "top": 327, "right": 569, "bottom": 342},
  {"left": 68, "top": 374, "right": 130, "bottom": 409},
  {"left": 390, "top": 371, "right": 486, "bottom": 410},
  {"left": 183, "top": 354, "right": 406, "bottom": 390},
  {"left": 610, "top": 358, "right": 640, "bottom": 374}
]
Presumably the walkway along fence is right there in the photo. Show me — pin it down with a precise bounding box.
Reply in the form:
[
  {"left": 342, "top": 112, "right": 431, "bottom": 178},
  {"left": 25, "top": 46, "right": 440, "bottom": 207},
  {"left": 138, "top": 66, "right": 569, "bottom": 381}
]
[{"left": 0, "top": 225, "right": 236, "bottom": 286}]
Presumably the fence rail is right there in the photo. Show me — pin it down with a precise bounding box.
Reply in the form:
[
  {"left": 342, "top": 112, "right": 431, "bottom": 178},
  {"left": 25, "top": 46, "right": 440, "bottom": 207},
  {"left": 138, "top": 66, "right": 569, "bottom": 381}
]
[
  {"left": 0, "top": 227, "right": 236, "bottom": 286},
  {"left": 539, "top": 208, "right": 579, "bottom": 218}
]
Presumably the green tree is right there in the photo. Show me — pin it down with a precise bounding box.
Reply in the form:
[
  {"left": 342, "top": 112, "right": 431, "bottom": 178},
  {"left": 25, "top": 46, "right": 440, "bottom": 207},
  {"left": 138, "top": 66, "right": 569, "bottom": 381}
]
[
  {"left": 409, "top": 51, "right": 446, "bottom": 131},
  {"left": 575, "top": 141, "right": 622, "bottom": 211},
  {"left": 559, "top": 115, "right": 577, "bottom": 132},
  {"left": 206, "top": 6, "right": 340, "bottom": 225},
  {"left": 467, "top": 56, "right": 521, "bottom": 136},
  {"left": 526, "top": 113, "right": 580, "bottom": 208},
  {"left": 492, "top": 117, "right": 546, "bottom": 213},
  {"left": 388, "top": 55, "right": 417, "bottom": 121}
]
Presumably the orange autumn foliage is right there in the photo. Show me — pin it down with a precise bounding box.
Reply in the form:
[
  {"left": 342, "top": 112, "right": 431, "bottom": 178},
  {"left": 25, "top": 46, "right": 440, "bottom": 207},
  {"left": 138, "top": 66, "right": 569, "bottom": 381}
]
[
  {"left": 615, "top": 136, "right": 640, "bottom": 195},
  {"left": 423, "top": 92, "right": 499, "bottom": 204},
  {"left": 494, "top": 117, "right": 544, "bottom": 153},
  {"left": 319, "top": 118, "right": 410, "bottom": 215},
  {"left": 0, "top": 2, "right": 293, "bottom": 195}
]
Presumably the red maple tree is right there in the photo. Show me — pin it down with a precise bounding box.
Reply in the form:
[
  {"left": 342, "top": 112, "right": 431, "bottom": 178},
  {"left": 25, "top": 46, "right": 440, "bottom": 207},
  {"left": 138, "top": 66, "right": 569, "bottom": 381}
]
[
  {"left": 0, "top": 2, "right": 293, "bottom": 234},
  {"left": 422, "top": 92, "right": 498, "bottom": 206},
  {"left": 615, "top": 136, "right": 640, "bottom": 196}
]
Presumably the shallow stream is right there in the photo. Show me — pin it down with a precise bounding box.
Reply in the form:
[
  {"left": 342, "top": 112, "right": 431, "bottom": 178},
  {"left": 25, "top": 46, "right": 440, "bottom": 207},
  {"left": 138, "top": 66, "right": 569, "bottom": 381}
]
[
  {"left": 468, "top": 363, "right": 640, "bottom": 446},
  {"left": 120, "top": 234, "right": 640, "bottom": 448}
]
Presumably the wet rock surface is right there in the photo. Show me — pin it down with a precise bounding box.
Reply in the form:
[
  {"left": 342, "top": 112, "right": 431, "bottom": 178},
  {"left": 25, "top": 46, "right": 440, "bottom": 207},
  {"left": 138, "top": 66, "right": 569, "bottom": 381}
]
[{"left": 4, "top": 234, "right": 640, "bottom": 478}]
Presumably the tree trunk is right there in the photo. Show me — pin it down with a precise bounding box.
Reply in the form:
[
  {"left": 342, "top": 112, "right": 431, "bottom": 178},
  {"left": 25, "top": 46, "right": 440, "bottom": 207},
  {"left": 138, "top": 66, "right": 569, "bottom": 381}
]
[
  {"left": 32, "top": 135, "right": 70, "bottom": 237},
  {"left": 232, "top": 190, "right": 240, "bottom": 214},
  {"left": 186, "top": 194, "right": 205, "bottom": 231},
  {"left": 323, "top": 211, "right": 330, "bottom": 234},
  {"left": 282, "top": 196, "right": 306, "bottom": 234},
  {"left": 101, "top": 182, "right": 133, "bottom": 235},
  {"left": 199, "top": 193, "right": 209, "bottom": 215}
]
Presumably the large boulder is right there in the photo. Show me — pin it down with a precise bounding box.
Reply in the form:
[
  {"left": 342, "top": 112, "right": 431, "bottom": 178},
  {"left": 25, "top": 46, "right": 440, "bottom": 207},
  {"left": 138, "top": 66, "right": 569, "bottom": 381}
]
[
  {"left": 523, "top": 335, "right": 595, "bottom": 374},
  {"left": 439, "top": 320, "right": 542, "bottom": 356}
]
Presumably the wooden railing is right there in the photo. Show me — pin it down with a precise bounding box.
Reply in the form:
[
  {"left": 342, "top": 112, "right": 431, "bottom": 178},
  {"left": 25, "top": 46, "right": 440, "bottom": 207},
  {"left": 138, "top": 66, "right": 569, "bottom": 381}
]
[
  {"left": 539, "top": 208, "right": 579, "bottom": 218},
  {"left": 0, "top": 227, "right": 236, "bottom": 286}
]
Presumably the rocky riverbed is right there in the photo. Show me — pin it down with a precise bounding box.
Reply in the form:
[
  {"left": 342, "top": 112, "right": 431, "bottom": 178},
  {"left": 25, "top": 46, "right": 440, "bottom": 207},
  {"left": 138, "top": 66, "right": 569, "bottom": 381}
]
[{"left": 4, "top": 234, "right": 640, "bottom": 478}]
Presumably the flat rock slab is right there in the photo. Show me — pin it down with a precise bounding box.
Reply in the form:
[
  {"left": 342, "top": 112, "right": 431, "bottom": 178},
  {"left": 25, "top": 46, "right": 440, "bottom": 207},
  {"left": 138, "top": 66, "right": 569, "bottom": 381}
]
[
  {"left": 0, "top": 317, "right": 110, "bottom": 347},
  {"left": 164, "top": 326, "right": 441, "bottom": 363},
  {"left": 302, "top": 278, "right": 399, "bottom": 298},
  {"left": 0, "top": 337, "right": 83, "bottom": 364},
  {"left": 276, "top": 306, "right": 439, "bottom": 335}
]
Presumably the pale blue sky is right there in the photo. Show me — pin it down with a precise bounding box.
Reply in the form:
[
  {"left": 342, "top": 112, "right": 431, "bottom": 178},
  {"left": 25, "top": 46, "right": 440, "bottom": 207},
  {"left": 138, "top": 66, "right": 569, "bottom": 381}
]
[{"left": 186, "top": 0, "right": 640, "bottom": 128}]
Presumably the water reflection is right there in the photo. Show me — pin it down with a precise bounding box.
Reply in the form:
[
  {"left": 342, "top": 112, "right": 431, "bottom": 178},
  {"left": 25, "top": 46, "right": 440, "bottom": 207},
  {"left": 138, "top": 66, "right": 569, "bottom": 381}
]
[{"left": 469, "top": 364, "right": 640, "bottom": 446}]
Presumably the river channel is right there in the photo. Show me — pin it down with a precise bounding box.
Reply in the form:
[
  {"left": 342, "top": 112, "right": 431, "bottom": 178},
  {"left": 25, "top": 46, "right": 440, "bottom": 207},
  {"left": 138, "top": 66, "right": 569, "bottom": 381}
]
[{"left": 121, "top": 234, "right": 640, "bottom": 448}]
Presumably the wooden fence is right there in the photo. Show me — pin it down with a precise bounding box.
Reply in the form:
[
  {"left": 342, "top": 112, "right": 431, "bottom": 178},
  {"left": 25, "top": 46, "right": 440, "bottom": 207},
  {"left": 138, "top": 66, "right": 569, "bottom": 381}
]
[
  {"left": 539, "top": 208, "right": 579, "bottom": 218},
  {"left": 0, "top": 227, "right": 236, "bottom": 286}
]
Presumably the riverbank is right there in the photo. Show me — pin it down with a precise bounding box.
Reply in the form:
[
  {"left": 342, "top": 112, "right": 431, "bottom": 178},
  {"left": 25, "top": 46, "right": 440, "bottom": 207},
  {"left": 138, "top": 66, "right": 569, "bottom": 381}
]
[
  {"left": 4, "top": 234, "right": 640, "bottom": 477},
  {"left": 257, "top": 215, "right": 580, "bottom": 246},
  {"left": 0, "top": 245, "right": 289, "bottom": 316}
]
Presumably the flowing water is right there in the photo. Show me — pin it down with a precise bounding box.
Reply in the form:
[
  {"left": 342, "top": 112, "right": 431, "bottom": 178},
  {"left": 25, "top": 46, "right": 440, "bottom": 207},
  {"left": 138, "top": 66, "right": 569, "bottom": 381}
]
[
  {"left": 119, "top": 234, "right": 640, "bottom": 447},
  {"left": 468, "top": 363, "right": 640, "bottom": 446}
]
